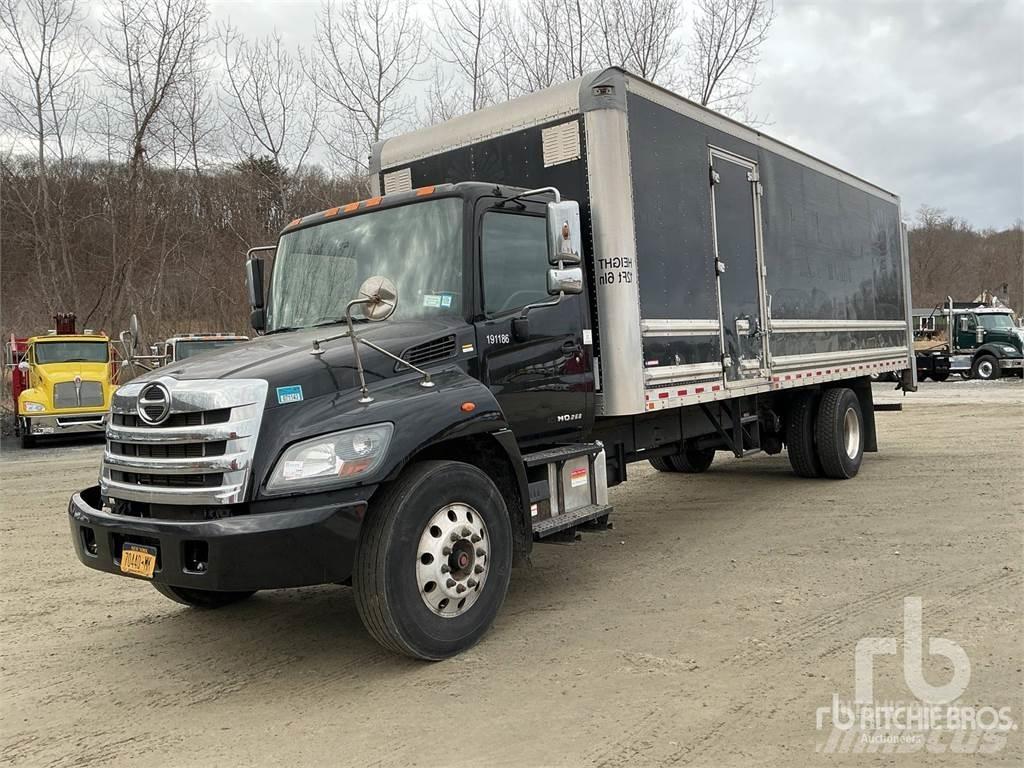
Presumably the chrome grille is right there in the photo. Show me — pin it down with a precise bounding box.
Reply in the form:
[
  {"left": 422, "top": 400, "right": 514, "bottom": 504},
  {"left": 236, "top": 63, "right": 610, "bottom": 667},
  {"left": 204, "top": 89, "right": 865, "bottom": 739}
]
[
  {"left": 54, "top": 380, "right": 103, "bottom": 409},
  {"left": 101, "top": 378, "right": 267, "bottom": 505}
]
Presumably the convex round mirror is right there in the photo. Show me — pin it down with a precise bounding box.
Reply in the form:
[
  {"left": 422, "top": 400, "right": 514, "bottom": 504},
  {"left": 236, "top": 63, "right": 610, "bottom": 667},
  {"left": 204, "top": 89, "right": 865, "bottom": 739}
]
[{"left": 356, "top": 276, "right": 398, "bottom": 321}]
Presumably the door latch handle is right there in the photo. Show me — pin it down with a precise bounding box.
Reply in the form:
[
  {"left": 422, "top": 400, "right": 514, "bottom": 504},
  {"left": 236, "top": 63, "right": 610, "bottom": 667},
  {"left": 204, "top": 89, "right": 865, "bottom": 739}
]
[{"left": 561, "top": 340, "right": 578, "bottom": 354}]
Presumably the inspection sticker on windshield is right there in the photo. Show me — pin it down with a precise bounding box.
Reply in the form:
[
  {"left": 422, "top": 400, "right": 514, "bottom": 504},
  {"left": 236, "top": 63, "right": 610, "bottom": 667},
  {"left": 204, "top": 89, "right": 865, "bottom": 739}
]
[
  {"left": 423, "top": 294, "right": 442, "bottom": 308},
  {"left": 276, "top": 385, "right": 304, "bottom": 404}
]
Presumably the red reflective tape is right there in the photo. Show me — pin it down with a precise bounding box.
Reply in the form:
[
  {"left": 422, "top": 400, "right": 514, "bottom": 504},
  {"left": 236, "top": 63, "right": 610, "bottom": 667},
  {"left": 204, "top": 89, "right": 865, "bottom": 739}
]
[
  {"left": 695, "top": 386, "right": 705, "bottom": 394},
  {"left": 658, "top": 392, "right": 669, "bottom": 399},
  {"left": 784, "top": 375, "right": 792, "bottom": 381},
  {"left": 711, "top": 385, "right": 721, "bottom": 391},
  {"left": 677, "top": 389, "right": 687, "bottom": 396}
]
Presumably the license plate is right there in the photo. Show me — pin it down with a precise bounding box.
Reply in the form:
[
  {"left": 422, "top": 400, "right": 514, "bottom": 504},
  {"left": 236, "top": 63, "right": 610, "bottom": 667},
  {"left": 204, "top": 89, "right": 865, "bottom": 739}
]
[{"left": 120, "top": 543, "right": 157, "bottom": 578}]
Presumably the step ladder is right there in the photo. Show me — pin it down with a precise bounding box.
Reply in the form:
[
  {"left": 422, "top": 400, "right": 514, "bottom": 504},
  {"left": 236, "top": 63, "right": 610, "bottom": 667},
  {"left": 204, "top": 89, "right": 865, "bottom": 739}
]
[{"left": 522, "top": 442, "right": 612, "bottom": 540}]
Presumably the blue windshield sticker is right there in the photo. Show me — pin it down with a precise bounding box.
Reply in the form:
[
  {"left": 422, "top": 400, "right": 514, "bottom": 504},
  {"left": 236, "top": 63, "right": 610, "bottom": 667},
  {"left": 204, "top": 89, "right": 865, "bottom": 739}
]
[
  {"left": 276, "top": 385, "right": 304, "bottom": 404},
  {"left": 440, "top": 294, "right": 453, "bottom": 308}
]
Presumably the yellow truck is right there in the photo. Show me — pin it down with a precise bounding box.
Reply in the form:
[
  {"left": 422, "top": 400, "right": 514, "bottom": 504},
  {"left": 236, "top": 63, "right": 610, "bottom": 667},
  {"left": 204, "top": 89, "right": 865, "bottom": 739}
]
[{"left": 8, "top": 314, "right": 116, "bottom": 448}]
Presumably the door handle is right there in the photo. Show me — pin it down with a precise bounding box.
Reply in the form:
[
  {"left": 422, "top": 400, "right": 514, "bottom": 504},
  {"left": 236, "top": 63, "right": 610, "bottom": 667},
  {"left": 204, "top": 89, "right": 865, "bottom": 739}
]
[{"left": 561, "top": 340, "right": 578, "bottom": 354}]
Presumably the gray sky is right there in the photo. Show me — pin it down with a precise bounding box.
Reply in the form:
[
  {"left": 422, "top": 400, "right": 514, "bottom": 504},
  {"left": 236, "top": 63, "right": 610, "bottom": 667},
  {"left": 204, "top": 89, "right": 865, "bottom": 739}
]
[{"left": 205, "top": 1, "right": 1024, "bottom": 229}]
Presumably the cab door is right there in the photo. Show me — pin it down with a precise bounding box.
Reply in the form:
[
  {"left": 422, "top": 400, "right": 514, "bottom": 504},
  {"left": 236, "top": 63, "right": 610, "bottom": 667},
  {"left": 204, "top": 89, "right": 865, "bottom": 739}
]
[{"left": 473, "top": 199, "right": 592, "bottom": 445}]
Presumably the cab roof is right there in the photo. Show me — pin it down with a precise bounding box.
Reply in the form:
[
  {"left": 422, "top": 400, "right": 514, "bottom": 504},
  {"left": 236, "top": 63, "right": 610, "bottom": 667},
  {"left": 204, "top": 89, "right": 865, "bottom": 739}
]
[{"left": 29, "top": 334, "right": 109, "bottom": 343}]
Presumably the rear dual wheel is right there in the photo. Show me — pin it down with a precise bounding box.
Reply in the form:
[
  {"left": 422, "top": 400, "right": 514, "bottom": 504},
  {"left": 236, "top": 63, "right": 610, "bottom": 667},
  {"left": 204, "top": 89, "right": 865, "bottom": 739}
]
[
  {"left": 786, "top": 388, "right": 864, "bottom": 479},
  {"left": 649, "top": 446, "right": 716, "bottom": 474}
]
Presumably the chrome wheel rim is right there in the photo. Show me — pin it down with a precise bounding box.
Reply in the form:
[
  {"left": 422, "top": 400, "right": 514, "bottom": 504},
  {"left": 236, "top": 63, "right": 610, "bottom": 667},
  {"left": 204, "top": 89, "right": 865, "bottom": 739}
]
[
  {"left": 416, "top": 503, "right": 489, "bottom": 618},
  {"left": 978, "top": 360, "right": 993, "bottom": 378},
  {"left": 843, "top": 407, "right": 860, "bottom": 460}
]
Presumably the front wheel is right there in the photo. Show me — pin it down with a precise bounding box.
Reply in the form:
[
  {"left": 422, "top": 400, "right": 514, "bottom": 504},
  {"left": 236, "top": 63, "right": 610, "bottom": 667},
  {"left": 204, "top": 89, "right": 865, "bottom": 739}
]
[
  {"left": 971, "top": 354, "right": 1001, "bottom": 381},
  {"left": 354, "top": 460, "right": 513, "bottom": 660},
  {"left": 930, "top": 369, "right": 950, "bottom": 382},
  {"left": 152, "top": 583, "right": 256, "bottom": 608}
]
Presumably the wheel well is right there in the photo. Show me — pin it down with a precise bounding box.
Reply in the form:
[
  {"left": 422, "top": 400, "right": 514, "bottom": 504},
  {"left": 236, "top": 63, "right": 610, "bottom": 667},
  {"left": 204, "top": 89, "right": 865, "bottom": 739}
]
[{"left": 407, "top": 434, "right": 531, "bottom": 565}]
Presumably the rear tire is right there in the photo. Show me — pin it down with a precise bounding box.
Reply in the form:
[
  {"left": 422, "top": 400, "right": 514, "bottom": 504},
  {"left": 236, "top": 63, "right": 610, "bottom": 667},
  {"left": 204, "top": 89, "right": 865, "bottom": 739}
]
[
  {"left": 971, "top": 354, "right": 1000, "bottom": 381},
  {"left": 814, "top": 388, "right": 864, "bottom": 479},
  {"left": 786, "top": 391, "right": 822, "bottom": 478},
  {"left": 354, "top": 460, "right": 513, "bottom": 660},
  {"left": 649, "top": 447, "right": 715, "bottom": 473},
  {"left": 930, "top": 369, "right": 950, "bottom": 382},
  {"left": 152, "top": 583, "right": 255, "bottom": 608}
]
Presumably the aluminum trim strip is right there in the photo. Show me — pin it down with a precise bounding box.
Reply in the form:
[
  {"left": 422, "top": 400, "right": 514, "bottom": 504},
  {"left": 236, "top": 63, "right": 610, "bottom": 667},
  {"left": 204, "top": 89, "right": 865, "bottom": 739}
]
[
  {"left": 644, "top": 362, "right": 722, "bottom": 383},
  {"left": 641, "top": 319, "right": 720, "bottom": 337},
  {"left": 101, "top": 476, "right": 247, "bottom": 505},
  {"left": 771, "top": 346, "right": 909, "bottom": 369},
  {"left": 770, "top": 319, "right": 908, "bottom": 333}
]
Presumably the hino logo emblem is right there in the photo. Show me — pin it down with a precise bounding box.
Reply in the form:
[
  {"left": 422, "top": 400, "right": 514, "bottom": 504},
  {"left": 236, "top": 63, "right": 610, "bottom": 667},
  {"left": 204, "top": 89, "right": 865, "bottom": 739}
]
[{"left": 137, "top": 383, "right": 171, "bottom": 425}]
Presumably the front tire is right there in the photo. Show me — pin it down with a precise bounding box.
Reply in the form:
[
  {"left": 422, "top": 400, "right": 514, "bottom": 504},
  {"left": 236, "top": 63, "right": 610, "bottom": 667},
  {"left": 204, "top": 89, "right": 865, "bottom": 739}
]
[
  {"left": 814, "top": 388, "right": 864, "bottom": 479},
  {"left": 930, "top": 369, "right": 950, "bottom": 382},
  {"left": 152, "top": 583, "right": 256, "bottom": 608},
  {"left": 971, "top": 354, "right": 1000, "bottom": 381},
  {"left": 354, "top": 460, "right": 513, "bottom": 660}
]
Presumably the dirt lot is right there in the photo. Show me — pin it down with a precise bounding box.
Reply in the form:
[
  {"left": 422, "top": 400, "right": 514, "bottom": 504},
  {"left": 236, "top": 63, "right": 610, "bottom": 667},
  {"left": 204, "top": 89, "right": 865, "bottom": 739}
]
[{"left": 1, "top": 381, "right": 1021, "bottom": 767}]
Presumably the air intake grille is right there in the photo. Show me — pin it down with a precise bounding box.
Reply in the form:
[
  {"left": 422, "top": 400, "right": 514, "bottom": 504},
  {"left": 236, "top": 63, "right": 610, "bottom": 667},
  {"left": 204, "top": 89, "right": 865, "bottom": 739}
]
[
  {"left": 53, "top": 380, "right": 103, "bottom": 409},
  {"left": 398, "top": 336, "right": 456, "bottom": 370},
  {"left": 112, "top": 408, "right": 231, "bottom": 428}
]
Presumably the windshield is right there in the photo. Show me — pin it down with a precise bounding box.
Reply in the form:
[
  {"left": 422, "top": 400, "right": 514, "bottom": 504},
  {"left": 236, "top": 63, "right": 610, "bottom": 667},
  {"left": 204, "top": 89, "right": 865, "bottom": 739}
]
[
  {"left": 267, "top": 198, "right": 464, "bottom": 331},
  {"left": 978, "top": 313, "right": 1013, "bottom": 330},
  {"left": 175, "top": 339, "right": 245, "bottom": 360},
  {"left": 34, "top": 341, "right": 109, "bottom": 364}
]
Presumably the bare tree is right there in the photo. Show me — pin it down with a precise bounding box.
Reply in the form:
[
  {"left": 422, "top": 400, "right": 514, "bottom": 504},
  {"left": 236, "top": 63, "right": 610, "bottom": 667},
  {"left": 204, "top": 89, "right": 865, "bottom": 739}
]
[
  {"left": 590, "top": 0, "right": 683, "bottom": 85},
  {"left": 312, "top": 0, "right": 423, "bottom": 173},
  {"left": 95, "top": 0, "right": 209, "bottom": 183},
  {"left": 686, "top": 0, "right": 774, "bottom": 114},
  {"left": 500, "top": 0, "right": 591, "bottom": 95},
  {"left": 432, "top": 0, "right": 500, "bottom": 114},
  {"left": 0, "top": 0, "right": 88, "bottom": 312},
  {"left": 219, "top": 24, "right": 318, "bottom": 213}
]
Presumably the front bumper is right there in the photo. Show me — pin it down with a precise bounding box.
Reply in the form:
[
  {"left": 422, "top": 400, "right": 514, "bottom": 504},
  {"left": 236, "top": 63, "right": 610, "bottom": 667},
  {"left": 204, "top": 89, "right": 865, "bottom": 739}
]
[
  {"left": 24, "top": 412, "right": 107, "bottom": 435},
  {"left": 68, "top": 485, "right": 369, "bottom": 591},
  {"left": 998, "top": 358, "right": 1023, "bottom": 370}
]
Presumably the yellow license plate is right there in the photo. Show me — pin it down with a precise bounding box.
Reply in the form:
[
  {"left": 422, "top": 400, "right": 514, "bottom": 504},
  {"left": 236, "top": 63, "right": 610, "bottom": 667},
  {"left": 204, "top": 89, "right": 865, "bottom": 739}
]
[{"left": 120, "top": 543, "right": 157, "bottom": 578}]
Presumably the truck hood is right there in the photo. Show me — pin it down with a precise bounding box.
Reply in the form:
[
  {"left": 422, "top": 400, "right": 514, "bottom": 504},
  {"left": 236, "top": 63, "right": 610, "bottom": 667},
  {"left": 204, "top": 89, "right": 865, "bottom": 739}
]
[
  {"left": 137, "top": 319, "right": 470, "bottom": 407},
  {"left": 34, "top": 361, "right": 111, "bottom": 383}
]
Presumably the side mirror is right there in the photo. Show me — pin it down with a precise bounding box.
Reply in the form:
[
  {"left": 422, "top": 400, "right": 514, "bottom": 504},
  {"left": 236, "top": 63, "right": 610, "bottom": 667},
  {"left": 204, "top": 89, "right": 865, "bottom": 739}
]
[
  {"left": 547, "top": 200, "right": 583, "bottom": 266},
  {"left": 547, "top": 266, "right": 584, "bottom": 296},
  {"left": 976, "top": 327, "right": 985, "bottom": 344},
  {"left": 250, "top": 308, "right": 266, "bottom": 333},
  {"left": 17, "top": 360, "right": 29, "bottom": 373},
  {"left": 128, "top": 313, "right": 140, "bottom": 353},
  {"left": 246, "top": 257, "right": 266, "bottom": 311}
]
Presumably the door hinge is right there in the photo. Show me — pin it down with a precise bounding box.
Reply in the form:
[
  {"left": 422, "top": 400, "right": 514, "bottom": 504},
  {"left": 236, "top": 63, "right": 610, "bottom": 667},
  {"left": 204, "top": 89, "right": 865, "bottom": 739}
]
[
  {"left": 747, "top": 169, "right": 760, "bottom": 182},
  {"left": 710, "top": 167, "right": 721, "bottom": 185},
  {"left": 755, "top": 181, "right": 764, "bottom": 197}
]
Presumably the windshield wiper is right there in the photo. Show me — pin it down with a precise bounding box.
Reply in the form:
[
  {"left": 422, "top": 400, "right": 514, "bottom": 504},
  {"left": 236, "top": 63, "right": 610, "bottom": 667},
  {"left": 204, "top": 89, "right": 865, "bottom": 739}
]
[{"left": 311, "top": 316, "right": 370, "bottom": 328}]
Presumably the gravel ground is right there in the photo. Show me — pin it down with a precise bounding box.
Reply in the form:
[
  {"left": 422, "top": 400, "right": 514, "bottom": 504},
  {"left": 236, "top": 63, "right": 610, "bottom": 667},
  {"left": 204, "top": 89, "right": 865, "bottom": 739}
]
[{"left": 1, "top": 379, "right": 1021, "bottom": 767}]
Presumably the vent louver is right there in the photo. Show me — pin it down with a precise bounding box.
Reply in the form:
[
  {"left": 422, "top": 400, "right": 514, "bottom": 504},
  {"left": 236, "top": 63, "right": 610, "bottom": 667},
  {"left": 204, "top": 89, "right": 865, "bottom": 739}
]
[{"left": 397, "top": 335, "right": 457, "bottom": 371}]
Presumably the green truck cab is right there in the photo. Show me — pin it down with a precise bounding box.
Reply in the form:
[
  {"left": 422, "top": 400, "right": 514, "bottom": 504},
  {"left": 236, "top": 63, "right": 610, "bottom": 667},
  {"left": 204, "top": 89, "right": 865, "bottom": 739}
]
[{"left": 951, "top": 307, "right": 1024, "bottom": 379}]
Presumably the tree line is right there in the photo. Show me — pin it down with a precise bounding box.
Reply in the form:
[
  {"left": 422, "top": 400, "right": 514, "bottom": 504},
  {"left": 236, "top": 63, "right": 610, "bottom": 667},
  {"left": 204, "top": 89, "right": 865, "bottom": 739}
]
[
  {"left": 908, "top": 207, "right": 1023, "bottom": 316},
  {"left": 1, "top": 0, "right": 774, "bottom": 340}
]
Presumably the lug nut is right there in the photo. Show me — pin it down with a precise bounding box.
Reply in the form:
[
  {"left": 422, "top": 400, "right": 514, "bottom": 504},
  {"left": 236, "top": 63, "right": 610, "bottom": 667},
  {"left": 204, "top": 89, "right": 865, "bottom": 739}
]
[
  {"left": 456, "top": 583, "right": 466, "bottom": 593},
  {"left": 450, "top": 532, "right": 460, "bottom": 542},
  {"left": 440, "top": 564, "right": 450, "bottom": 573},
  {"left": 471, "top": 534, "right": 481, "bottom": 543},
  {"left": 474, "top": 564, "right": 484, "bottom": 574},
  {"left": 467, "top": 578, "right": 477, "bottom": 588},
  {"left": 461, "top": 527, "right": 471, "bottom": 537},
  {"left": 446, "top": 578, "right": 456, "bottom": 588},
  {"left": 476, "top": 548, "right": 485, "bottom": 557},
  {"left": 442, "top": 546, "right": 452, "bottom": 556}
]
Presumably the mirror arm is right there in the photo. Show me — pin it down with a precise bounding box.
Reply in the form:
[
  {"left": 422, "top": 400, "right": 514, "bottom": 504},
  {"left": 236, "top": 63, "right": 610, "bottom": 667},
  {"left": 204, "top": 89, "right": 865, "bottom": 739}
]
[{"left": 503, "top": 186, "right": 561, "bottom": 206}]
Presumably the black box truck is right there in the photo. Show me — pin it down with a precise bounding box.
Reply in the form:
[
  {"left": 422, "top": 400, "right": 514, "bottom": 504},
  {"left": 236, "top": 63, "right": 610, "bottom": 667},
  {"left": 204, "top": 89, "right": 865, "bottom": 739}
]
[{"left": 68, "top": 68, "right": 915, "bottom": 659}]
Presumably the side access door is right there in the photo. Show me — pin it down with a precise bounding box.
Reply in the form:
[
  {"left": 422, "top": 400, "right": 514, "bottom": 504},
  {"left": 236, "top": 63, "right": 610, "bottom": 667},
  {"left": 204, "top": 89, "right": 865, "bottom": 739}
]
[
  {"left": 709, "top": 148, "right": 770, "bottom": 386},
  {"left": 473, "top": 198, "right": 593, "bottom": 445}
]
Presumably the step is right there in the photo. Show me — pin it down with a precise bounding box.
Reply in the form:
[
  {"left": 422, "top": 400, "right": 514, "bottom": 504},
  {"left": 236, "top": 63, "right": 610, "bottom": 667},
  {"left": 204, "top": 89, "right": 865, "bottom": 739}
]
[
  {"left": 522, "top": 442, "right": 605, "bottom": 468},
  {"left": 533, "top": 503, "right": 613, "bottom": 539}
]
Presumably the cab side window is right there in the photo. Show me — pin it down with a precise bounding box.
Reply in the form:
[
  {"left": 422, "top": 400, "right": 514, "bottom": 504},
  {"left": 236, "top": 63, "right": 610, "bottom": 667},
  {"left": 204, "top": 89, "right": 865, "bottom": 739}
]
[{"left": 481, "top": 212, "right": 548, "bottom": 316}]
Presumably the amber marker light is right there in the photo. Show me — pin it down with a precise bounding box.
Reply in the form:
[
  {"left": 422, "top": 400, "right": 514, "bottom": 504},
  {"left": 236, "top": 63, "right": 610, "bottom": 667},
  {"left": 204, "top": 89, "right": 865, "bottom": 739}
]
[{"left": 460, "top": 402, "right": 476, "bottom": 412}]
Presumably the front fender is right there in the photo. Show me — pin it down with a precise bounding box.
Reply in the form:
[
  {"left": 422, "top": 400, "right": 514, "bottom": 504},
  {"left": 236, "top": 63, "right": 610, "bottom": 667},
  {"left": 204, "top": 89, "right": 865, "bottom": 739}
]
[
  {"left": 976, "top": 342, "right": 1021, "bottom": 360},
  {"left": 252, "top": 366, "right": 516, "bottom": 498}
]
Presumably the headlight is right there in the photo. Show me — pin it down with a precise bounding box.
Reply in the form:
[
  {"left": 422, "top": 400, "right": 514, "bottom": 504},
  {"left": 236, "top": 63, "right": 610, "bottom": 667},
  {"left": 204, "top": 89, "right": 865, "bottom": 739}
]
[
  {"left": 1000, "top": 344, "right": 1018, "bottom": 354},
  {"left": 266, "top": 423, "right": 394, "bottom": 492},
  {"left": 22, "top": 401, "right": 46, "bottom": 413}
]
